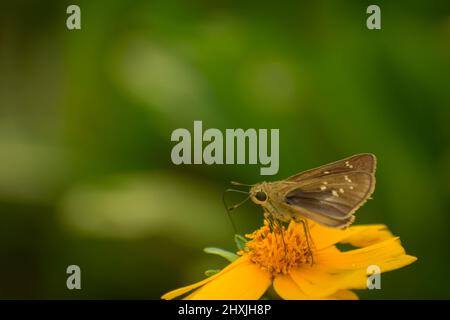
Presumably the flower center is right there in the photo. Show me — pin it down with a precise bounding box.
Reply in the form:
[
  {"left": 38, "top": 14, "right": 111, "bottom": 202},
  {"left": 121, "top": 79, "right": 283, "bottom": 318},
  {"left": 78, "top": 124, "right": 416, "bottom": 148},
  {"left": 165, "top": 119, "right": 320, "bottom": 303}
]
[{"left": 239, "top": 220, "right": 314, "bottom": 275}]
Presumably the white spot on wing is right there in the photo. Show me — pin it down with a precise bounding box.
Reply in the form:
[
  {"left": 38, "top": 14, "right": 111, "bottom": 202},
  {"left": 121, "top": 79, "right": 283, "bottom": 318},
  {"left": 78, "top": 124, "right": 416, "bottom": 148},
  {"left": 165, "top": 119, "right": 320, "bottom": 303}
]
[
  {"left": 332, "top": 190, "right": 339, "bottom": 197},
  {"left": 339, "top": 188, "right": 345, "bottom": 194}
]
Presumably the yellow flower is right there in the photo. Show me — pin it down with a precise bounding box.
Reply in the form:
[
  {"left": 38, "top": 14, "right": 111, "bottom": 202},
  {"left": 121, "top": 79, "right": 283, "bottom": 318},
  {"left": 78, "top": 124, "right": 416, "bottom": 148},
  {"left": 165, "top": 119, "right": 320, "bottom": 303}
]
[{"left": 162, "top": 219, "right": 417, "bottom": 300}]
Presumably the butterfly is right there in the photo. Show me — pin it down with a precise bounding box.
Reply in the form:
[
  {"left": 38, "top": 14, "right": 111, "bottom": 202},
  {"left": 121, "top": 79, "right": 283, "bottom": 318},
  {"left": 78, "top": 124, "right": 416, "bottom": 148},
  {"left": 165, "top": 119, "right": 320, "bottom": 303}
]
[{"left": 226, "top": 154, "right": 376, "bottom": 229}]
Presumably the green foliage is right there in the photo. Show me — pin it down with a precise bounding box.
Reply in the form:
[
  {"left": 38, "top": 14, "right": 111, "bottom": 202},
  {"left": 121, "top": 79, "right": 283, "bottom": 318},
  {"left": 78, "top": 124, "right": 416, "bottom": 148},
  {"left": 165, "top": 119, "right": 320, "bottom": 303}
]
[
  {"left": 203, "top": 247, "right": 239, "bottom": 262},
  {"left": 234, "top": 234, "right": 248, "bottom": 251},
  {"left": 1, "top": 0, "right": 449, "bottom": 299}
]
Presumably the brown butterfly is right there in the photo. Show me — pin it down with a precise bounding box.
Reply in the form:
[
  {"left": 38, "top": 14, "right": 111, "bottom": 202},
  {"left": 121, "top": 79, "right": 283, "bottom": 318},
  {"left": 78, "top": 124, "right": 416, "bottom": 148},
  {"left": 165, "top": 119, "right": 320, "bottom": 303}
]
[{"left": 226, "top": 154, "right": 376, "bottom": 229}]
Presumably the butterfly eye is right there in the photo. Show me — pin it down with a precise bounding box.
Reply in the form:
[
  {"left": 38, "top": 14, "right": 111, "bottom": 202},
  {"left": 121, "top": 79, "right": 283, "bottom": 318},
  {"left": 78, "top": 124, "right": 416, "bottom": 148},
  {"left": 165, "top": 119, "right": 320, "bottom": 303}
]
[{"left": 255, "top": 191, "right": 267, "bottom": 202}]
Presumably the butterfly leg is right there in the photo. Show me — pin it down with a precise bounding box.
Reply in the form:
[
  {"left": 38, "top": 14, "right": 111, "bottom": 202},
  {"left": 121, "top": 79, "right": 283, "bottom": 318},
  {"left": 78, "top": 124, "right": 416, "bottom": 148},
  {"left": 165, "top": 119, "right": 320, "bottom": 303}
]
[
  {"left": 274, "top": 218, "right": 288, "bottom": 258},
  {"left": 298, "top": 218, "right": 315, "bottom": 266},
  {"left": 264, "top": 211, "right": 275, "bottom": 231},
  {"left": 264, "top": 210, "right": 288, "bottom": 257}
]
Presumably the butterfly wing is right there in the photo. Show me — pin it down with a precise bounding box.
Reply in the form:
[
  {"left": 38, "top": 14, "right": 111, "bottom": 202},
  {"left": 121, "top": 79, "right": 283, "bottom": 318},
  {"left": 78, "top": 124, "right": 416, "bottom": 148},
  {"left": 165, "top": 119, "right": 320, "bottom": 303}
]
[
  {"left": 287, "top": 153, "right": 376, "bottom": 182},
  {"left": 284, "top": 154, "right": 376, "bottom": 228}
]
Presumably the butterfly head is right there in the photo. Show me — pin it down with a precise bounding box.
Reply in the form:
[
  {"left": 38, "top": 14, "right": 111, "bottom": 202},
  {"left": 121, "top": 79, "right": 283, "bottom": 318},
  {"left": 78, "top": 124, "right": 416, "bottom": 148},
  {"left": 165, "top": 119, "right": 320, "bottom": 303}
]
[{"left": 250, "top": 183, "right": 269, "bottom": 205}]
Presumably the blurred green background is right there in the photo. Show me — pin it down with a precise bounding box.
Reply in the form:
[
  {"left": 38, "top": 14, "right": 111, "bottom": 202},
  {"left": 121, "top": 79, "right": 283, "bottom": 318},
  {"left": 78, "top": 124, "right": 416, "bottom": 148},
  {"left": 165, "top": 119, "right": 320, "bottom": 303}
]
[{"left": 0, "top": 0, "right": 449, "bottom": 299}]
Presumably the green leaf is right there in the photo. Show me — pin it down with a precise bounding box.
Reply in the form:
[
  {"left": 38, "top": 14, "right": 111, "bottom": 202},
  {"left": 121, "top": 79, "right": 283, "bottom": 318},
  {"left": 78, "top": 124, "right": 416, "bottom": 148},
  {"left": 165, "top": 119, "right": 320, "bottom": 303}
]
[
  {"left": 204, "top": 269, "right": 221, "bottom": 277},
  {"left": 203, "top": 247, "right": 238, "bottom": 262},
  {"left": 234, "top": 234, "right": 248, "bottom": 251}
]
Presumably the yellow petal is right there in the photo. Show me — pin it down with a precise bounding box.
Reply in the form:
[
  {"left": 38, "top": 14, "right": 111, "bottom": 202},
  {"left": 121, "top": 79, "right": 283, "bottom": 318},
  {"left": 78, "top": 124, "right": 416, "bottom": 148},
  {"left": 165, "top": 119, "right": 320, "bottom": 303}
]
[
  {"left": 273, "top": 274, "right": 359, "bottom": 300},
  {"left": 288, "top": 238, "right": 417, "bottom": 298},
  {"left": 327, "top": 290, "right": 359, "bottom": 300},
  {"left": 290, "top": 265, "right": 367, "bottom": 298},
  {"left": 317, "top": 237, "right": 417, "bottom": 272},
  {"left": 185, "top": 259, "right": 271, "bottom": 300},
  {"left": 273, "top": 274, "right": 311, "bottom": 300},
  {"left": 340, "top": 225, "right": 394, "bottom": 247},
  {"left": 310, "top": 222, "right": 393, "bottom": 250},
  {"left": 161, "top": 255, "right": 249, "bottom": 300}
]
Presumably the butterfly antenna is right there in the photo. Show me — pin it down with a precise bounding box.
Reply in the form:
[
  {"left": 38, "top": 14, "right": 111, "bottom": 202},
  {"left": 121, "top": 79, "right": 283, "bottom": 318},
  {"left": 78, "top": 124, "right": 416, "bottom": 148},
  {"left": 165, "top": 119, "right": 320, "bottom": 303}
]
[
  {"left": 223, "top": 190, "right": 238, "bottom": 234},
  {"left": 231, "top": 181, "right": 255, "bottom": 187},
  {"left": 224, "top": 188, "right": 249, "bottom": 195},
  {"left": 223, "top": 189, "right": 250, "bottom": 235}
]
